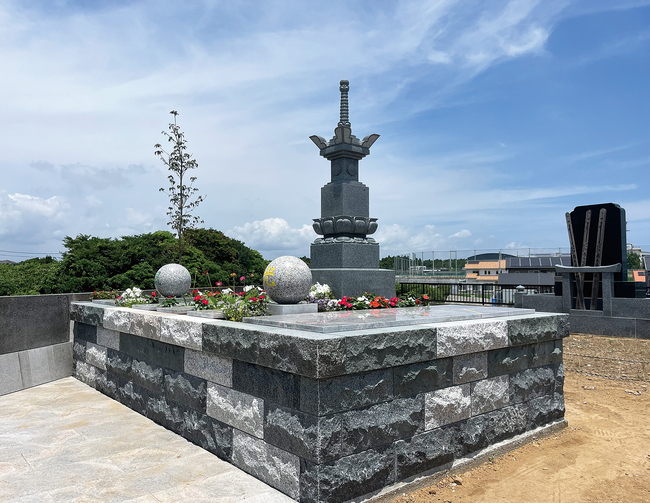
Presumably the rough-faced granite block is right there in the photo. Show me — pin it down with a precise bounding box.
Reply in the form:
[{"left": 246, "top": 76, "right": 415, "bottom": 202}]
[
  {"left": 507, "top": 314, "right": 559, "bottom": 346},
  {"left": 106, "top": 348, "right": 132, "bottom": 380},
  {"left": 73, "top": 322, "right": 97, "bottom": 344},
  {"left": 102, "top": 308, "right": 131, "bottom": 333},
  {"left": 232, "top": 430, "right": 300, "bottom": 500},
  {"left": 232, "top": 360, "right": 300, "bottom": 409},
  {"left": 0, "top": 352, "right": 23, "bottom": 395},
  {"left": 300, "top": 444, "right": 396, "bottom": 503},
  {"left": 509, "top": 365, "right": 555, "bottom": 404},
  {"left": 264, "top": 403, "right": 342, "bottom": 463},
  {"left": 74, "top": 360, "right": 97, "bottom": 388},
  {"left": 73, "top": 340, "right": 87, "bottom": 362},
  {"left": 456, "top": 404, "right": 527, "bottom": 456},
  {"left": 527, "top": 393, "right": 565, "bottom": 428},
  {"left": 164, "top": 369, "right": 207, "bottom": 412},
  {"left": 394, "top": 358, "right": 453, "bottom": 398},
  {"left": 146, "top": 393, "right": 184, "bottom": 432},
  {"left": 119, "top": 332, "right": 184, "bottom": 372},
  {"left": 70, "top": 302, "right": 103, "bottom": 326},
  {"left": 207, "top": 382, "right": 264, "bottom": 438},
  {"left": 554, "top": 362, "right": 565, "bottom": 391},
  {"left": 95, "top": 367, "right": 119, "bottom": 400},
  {"left": 84, "top": 342, "right": 107, "bottom": 371},
  {"left": 341, "top": 396, "right": 424, "bottom": 455},
  {"left": 129, "top": 311, "right": 161, "bottom": 341},
  {"left": 557, "top": 314, "right": 569, "bottom": 338},
  {"left": 118, "top": 379, "right": 148, "bottom": 416},
  {"left": 343, "top": 326, "right": 437, "bottom": 373},
  {"left": 315, "top": 337, "right": 346, "bottom": 378},
  {"left": 299, "top": 368, "right": 393, "bottom": 416},
  {"left": 159, "top": 316, "right": 202, "bottom": 351},
  {"left": 530, "top": 339, "right": 563, "bottom": 368},
  {"left": 203, "top": 322, "right": 260, "bottom": 364},
  {"left": 395, "top": 423, "right": 456, "bottom": 480},
  {"left": 488, "top": 345, "right": 529, "bottom": 377},
  {"left": 180, "top": 406, "right": 233, "bottom": 461},
  {"left": 425, "top": 384, "right": 471, "bottom": 430},
  {"left": 437, "top": 319, "right": 507, "bottom": 357},
  {"left": 131, "top": 358, "right": 164, "bottom": 394},
  {"left": 453, "top": 352, "right": 488, "bottom": 384},
  {"left": 184, "top": 348, "right": 232, "bottom": 387},
  {"left": 96, "top": 327, "right": 120, "bottom": 351},
  {"left": 256, "top": 332, "right": 319, "bottom": 377},
  {"left": 471, "top": 375, "right": 509, "bottom": 415}
]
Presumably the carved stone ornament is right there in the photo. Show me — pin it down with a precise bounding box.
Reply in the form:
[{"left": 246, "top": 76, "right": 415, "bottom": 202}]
[{"left": 312, "top": 216, "right": 378, "bottom": 236}]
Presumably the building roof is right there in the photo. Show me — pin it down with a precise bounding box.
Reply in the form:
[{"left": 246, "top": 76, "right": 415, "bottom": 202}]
[
  {"left": 464, "top": 260, "right": 506, "bottom": 270},
  {"left": 505, "top": 256, "right": 571, "bottom": 269}
]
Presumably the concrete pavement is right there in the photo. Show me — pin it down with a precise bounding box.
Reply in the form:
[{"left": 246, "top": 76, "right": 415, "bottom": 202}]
[{"left": 0, "top": 377, "right": 295, "bottom": 502}]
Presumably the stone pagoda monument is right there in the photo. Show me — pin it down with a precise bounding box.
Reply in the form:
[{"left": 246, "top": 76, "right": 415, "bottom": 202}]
[{"left": 308, "top": 80, "right": 396, "bottom": 299}]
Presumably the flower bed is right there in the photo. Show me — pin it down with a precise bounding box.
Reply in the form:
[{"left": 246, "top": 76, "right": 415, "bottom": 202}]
[{"left": 305, "top": 282, "right": 437, "bottom": 312}]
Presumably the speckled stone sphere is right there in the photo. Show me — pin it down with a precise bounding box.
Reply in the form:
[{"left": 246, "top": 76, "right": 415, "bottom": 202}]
[
  {"left": 154, "top": 263, "right": 192, "bottom": 297},
  {"left": 263, "top": 256, "right": 312, "bottom": 304}
]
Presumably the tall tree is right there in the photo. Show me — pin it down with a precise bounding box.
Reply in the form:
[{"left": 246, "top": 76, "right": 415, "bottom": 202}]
[{"left": 155, "top": 110, "right": 204, "bottom": 264}]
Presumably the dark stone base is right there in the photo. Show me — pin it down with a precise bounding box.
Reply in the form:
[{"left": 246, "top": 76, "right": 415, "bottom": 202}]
[
  {"left": 311, "top": 268, "right": 396, "bottom": 299},
  {"left": 310, "top": 241, "right": 379, "bottom": 269}
]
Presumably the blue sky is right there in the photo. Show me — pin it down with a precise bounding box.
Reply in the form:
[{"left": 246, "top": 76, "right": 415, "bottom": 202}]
[{"left": 1, "top": 0, "right": 649, "bottom": 261}]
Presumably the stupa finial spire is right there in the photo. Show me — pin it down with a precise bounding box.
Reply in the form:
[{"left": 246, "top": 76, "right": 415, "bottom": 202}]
[{"left": 338, "top": 80, "right": 350, "bottom": 127}]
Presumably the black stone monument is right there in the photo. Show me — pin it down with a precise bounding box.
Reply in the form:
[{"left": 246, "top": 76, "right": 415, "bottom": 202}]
[{"left": 309, "top": 80, "right": 396, "bottom": 299}]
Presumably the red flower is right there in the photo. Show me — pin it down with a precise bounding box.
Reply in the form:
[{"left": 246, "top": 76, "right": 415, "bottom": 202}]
[
  {"left": 346, "top": 303, "right": 353, "bottom": 308},
  {"left": 216, "top": 281, "right": 222, "bottom": 286},
  {"left": 151, "top": 292, "right": 156, "bottom": 297},
  {"left": 259, "top": 295, "right": 265, "bottom": 300},
  {"left": 194, "top": 295, "right": 201, "bottom": 301},
  {"left": 423, "top": 294, "right": 430, "bottom": 300},
  {"left": 250, "top": 297, "right": 258, "bottom": 302},
  {"left": 202, "top": 271, "right": 208, "bottom": 275},
  {"left": 390, "top": 302, "right": 396, "bottom": 307},
  {"left": 416, "top": 299, "right": 421, "bottom": 305},
  {"left": 202, "top": 299, "right": 208, "bottom": 305}
]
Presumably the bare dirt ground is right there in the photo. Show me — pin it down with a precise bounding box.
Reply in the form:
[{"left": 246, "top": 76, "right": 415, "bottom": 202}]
[{"left": 391, "top": 334, "right": 650, "bottom": 503}]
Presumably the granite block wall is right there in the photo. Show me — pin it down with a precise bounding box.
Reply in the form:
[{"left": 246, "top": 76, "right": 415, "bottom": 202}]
[{"left": 71, "top": 303, "right": 567, "bottom": 503}]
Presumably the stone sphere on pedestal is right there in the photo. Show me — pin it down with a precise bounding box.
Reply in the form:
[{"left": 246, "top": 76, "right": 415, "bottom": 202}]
[
  {"left": 154, "top": 264, "right": 192, "bottom": 297},
  {"left": 263, "top": 256, "right": 312, "bottom": 304}
]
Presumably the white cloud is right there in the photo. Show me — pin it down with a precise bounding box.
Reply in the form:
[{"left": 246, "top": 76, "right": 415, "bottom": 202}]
[
  {"left": 449, "top": 229, "right": 471, "bottom": 239},
  {"left": 228, "top": 218, "right": 313, "bottom": 258}
]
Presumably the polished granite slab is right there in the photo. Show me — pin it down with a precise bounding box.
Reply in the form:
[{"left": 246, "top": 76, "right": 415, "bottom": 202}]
[{"left": 243, "top": 305, "right": 535, "bottom": 333}]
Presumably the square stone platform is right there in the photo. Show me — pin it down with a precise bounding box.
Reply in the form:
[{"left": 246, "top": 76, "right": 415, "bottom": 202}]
[{"left": 70, "top": 303, "right": 567, "bottom": 502}]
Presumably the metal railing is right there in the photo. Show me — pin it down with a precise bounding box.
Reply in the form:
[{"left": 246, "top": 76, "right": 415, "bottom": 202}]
[{"left": 397, "top": 282, "right": 554, "bottom": 306}]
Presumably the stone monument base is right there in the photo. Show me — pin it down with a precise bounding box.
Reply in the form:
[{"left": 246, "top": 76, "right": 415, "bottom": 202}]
[
  {"left": 311, "top": 267, "right": 396, "bottom": 299},
  {"left": 267, "top": 303, "right": 318, "bottom": 316}
]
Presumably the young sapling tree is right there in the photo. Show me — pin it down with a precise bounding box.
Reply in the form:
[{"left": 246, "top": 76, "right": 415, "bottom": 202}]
[{"left": 155, "top": 110, "right": 205, "bottom": 265}]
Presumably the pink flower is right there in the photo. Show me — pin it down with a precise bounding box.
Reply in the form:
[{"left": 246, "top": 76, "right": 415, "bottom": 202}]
[
  {"left": 240, "top": 276, "right": 245, "bottom": 281},
  {"left": 216, "top": 281, "right": 222, "bottom": 286}
]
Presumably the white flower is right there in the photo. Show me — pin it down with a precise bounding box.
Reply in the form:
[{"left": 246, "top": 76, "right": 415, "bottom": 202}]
[
  {"left": 222, "top": 288, "right": 233, "bottom": 294},
  {"left": 243, "top": 285, "right": 254, "bottom": 292}
]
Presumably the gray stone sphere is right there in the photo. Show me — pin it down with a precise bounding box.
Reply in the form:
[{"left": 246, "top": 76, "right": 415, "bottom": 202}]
[
  {"left": 263, "top": 256, "right": 312, "bottom": 304},
  {"left": 154, "top": 263, "right": 192, "bottom": 297}
]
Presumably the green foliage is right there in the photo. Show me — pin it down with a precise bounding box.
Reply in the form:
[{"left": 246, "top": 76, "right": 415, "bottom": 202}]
[
  {"left": 299, "top": 256, "right": 311, "bottom": 267},
  {"left": 398, "top": 283, "right": 451, "bottom": 302},
  {"left": 627, "top": 252, "right": 642, "bottom": 270},
  {"left": 379, "top": 255, "right": 399, "bottom": 270},
  {"left": 0, "top": 257, "right": 60, "bottom": 296},
  {"left": 0, "top": 228, "right": 270, "bottom": 295},
  {"left": 155, "top": 110, "right": 204, "bottom": 264}
]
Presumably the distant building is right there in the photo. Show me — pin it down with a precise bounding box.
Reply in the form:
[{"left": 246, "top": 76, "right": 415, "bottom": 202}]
[
  {"left": 464, "top": 260, "right": 506, "bottom": 281},
  {"left": 498, "top": 255, "right": 571, "bottom": 286}
]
